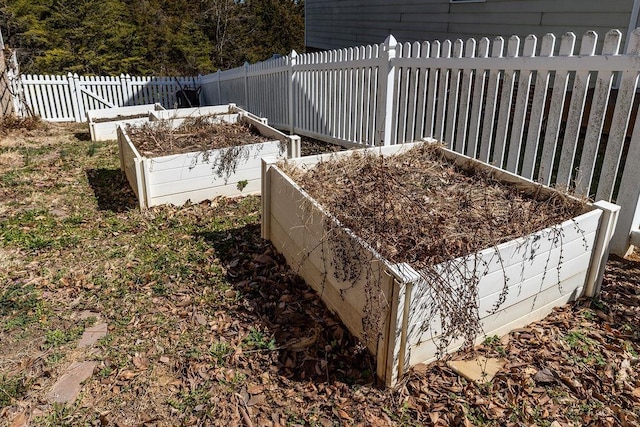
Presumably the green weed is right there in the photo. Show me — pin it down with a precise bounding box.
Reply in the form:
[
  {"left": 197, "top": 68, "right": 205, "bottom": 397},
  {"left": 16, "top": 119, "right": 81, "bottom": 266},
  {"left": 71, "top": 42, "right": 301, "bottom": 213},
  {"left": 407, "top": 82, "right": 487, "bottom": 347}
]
[
  {"left": 209, "top": 341, "right": 233, "bottom": 365},
  {"left": 244, "top": 327, "right": 277, "bottom": 350},
  {"left": 483, "top": 334, "right": 507, "bottom": 356},
  {"left": 44, "top": 324, "right": 85, "bottom": 348},
  {"left": 236, "top": 179, "right": 248, "bottom": 191}
]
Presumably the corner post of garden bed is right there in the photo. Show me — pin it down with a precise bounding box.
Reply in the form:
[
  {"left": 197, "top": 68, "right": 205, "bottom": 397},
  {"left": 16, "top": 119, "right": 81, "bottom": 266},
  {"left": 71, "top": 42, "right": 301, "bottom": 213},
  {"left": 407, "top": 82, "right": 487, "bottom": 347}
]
[
  {"left": 286, "top": 135, "right": 301, "bottom": 159},
  {"left": 261, "top": 157, "right": 278, "bottom": 240},
  {"left": 382, "top": 262, "right": 421, "bottom": 386},
  {"left": 584, "top": 201, "right": 621, "bottom": 297}
]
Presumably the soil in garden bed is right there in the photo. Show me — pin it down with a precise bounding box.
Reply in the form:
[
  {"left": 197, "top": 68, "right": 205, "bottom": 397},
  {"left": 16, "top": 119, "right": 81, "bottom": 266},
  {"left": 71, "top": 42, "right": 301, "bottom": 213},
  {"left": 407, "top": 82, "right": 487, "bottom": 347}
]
[
  {"left": 126, "top": 117, "right": 272, "bottom": 157},
  {"left": 93, "top": 113, "right": 151, "bottom": 123},
  {"left": 300, "top": 135, "right": 347, "bottom": 156},
  {"left": 284, "top": 143, "right": 587, "bottom": 269}
]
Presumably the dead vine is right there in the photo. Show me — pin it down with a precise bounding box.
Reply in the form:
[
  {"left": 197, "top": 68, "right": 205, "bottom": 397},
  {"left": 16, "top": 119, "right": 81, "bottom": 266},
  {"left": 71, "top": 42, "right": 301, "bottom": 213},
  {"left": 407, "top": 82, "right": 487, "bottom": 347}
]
[
  {"left": 126, "top": 116, "right": 271, "bottom": 158},
  {"left": 283, "top": 143, "right": 589, "bottom": 360}
]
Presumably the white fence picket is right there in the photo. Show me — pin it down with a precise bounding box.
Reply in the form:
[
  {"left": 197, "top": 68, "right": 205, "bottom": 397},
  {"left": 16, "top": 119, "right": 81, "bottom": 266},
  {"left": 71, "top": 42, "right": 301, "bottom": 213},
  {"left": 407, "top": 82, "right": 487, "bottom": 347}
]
[
  {"left": 434, "top": 40, "right": 452, "bottom": 143},
  {"left": 521, "top": 34, "right": 556, "bottom": 180},
  {"left": 575, "top": 30, "right": 622, "bottom": 196},
  {"left": 596, "top": 29, "right": 640, "bottom": 202},
  {"left": 478, "top": 37, "right": 504, "bottom": 163},
  {"left": 444, "top": 39, "right": 464, "bottom": 149},
  {"left": 537, "top": 32, "right": 577, "bottom": 185},
  {"left": 492, "top": 36, "right": 520, "bottom": 168},
  {"left": 423, "top": 40, "right": 440, "bottom": 140},
  {"left": 465, "top": 37, "right": 490, "bottom": 159},
  {"left": 454, "top": 38, "right": 475, "bottom": 154},
  {"left": 505, "top": 35, "right": 536, "bottom": 173},
  {"left": 555, "top": 32, "right": 598, "bottom": 188}
]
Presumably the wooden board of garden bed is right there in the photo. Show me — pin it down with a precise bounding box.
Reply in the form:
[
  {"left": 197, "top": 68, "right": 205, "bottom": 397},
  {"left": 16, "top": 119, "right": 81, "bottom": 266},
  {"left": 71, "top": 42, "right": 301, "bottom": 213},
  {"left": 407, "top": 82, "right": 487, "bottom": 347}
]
[
  {"left": 87, "top": 103, "right": 166, "bottom": 141},
  {"left": 261, "top": 141, "right": 619, "bottom": 386},
  {"left": 118, "top": 112, "right": 300, "bottom": 209}
]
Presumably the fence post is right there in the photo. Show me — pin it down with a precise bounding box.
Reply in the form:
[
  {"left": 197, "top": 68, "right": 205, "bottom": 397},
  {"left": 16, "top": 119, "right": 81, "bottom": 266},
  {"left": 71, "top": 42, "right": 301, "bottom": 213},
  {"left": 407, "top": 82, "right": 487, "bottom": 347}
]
[
  {"left": 376, "top": 35, "right": 398, "bottom": 146},
  {"left": 289, "top": 50, "right": 298, "bottom": 134},
  {"left": 609, "top": 116, "right": 640, "bottom": 256},
  {"left": 120, "top": 73, "right": 131, "bottom": 106},
  {"left": 67, "top": 72, "right": 82, "bottom": 122},
  {"left": 244, "top": 61, "right": 249, "bottom": 109},
  {"left": 6, "top": 51, "right": 23, "bottom": 117},
  {"left": 216, "top": 70, "right": 221, "bottom": 104}
]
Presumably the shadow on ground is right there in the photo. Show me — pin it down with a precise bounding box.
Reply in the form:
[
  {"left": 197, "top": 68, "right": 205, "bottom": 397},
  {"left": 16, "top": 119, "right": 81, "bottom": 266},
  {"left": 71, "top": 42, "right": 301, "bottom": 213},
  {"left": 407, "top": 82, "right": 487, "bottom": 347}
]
[
  {"left": 74, "top": 131, "right": 92, "bottom": 142},
  {"left": 196, "top": 223, "right": 378, "bottom": 386},
  {"left": 85, "top": 168, "right": 137, "bottom": 212}
]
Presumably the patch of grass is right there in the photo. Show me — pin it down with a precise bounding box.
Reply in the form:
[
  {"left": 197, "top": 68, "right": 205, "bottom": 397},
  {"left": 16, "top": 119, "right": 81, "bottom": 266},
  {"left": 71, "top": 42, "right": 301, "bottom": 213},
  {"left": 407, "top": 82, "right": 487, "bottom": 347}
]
[
  {"left": 46, "top": 352, "right": 65, "bottom": 366},
  {"left": 563, "top": 329, "right": 607, "bottom": 367},
  {"left": 563, "top": 330, "right": 595, "bottom": 350},
  {"left": 0, "top": 283, "right": 47, "bottom": 331},
  {"left": 35, "top": 402, "right": 76, "bottom": 426},
  {"left": 44, "top": 324, "right": 85, "bottom": 349},
  {"left": 0, "top": 209, "right": 84, "bottom": 252},
  {"left": 86, "top": 142, "right": 99, "bottom": 157},
  {"left": 566, "top": 399, "right": 605, "bottom": 423},
  {"left": 0, "top": 170, "right": 21, "bottom": 186},
  {"left": 0, "top": 374, "right": 27, "bottom": 408},
  {"left": 210, "top": 341, "right": 233, "bottom": 366},
  {"left": 382, "top": 402, "right": 420, "bottom": 426},
  {"left": 244, "top": 327, "right": 277, "bottom": 351}
]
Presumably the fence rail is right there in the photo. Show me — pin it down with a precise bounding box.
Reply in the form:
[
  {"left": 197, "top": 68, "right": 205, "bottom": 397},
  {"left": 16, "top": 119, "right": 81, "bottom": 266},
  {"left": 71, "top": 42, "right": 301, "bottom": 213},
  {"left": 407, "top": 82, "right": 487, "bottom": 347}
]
[
  {"left": 11, "top": 73, "right": 200, "bottom": 122},
  {"left": 199, "top": 28, "right": 640, "bottom": 257}
]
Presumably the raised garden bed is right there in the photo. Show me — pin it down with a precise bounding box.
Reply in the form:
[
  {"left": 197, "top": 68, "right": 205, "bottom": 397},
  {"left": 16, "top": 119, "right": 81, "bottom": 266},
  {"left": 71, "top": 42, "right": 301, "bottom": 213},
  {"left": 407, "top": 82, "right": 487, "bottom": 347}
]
[
  {"left": 87, "top": 103, "right": 166, "bottom": 142},
  {"left": 118, "top": 110, "right": 301, "bottom": 209},
  {"left": 261, "top": 141, "right": 619, "bottom": 386}
]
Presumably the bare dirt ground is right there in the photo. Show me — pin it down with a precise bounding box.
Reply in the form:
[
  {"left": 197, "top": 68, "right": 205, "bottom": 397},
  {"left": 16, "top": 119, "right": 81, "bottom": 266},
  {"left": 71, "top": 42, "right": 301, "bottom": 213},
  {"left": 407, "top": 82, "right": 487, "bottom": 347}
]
[{"left": 0, "top": 120, "right": 638, "bottom": 426}]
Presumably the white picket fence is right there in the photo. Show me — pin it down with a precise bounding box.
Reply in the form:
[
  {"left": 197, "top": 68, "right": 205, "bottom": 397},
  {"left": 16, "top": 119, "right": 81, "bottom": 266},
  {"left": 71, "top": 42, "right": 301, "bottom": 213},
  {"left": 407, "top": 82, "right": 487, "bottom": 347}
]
[
  {"left": 11, "top": 73, "right": 200, "bottom": 122},
  {"left": 200, "top": 28, "right": 640, "bottom": 257}
]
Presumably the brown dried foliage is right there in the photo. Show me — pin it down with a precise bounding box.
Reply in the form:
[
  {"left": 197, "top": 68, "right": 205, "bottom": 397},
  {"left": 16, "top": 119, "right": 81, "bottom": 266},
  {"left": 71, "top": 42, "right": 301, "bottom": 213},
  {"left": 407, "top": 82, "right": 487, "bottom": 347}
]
[
  {"left": 287, "top": 143, "right": 586, "bottom": 269},
  {"left": 127, "top": 116, "right": 271, "bottom": 157},
  {"left": 0, "top": 116, "right": 46, "bottom": 135}
]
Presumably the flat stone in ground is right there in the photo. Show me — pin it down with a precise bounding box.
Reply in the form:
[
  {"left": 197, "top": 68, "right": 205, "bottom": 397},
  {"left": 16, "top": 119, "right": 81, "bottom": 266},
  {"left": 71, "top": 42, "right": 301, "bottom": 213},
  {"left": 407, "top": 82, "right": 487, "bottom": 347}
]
[
  {"left": 77, "top": 322, "right": 108, "bottom": 348},
  {"left": 46, "top": 361, "right": 97, "bottom": 404},
  {"left": 447, "top": 357, "right": 506, "bottom": 383}
]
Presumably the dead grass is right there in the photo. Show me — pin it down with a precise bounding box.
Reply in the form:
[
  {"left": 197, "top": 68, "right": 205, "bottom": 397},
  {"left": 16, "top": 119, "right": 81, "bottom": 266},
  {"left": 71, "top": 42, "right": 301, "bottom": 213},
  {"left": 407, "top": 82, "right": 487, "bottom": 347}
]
[{"left": 0, "top": 122, "right": 637, "bottom": 426}]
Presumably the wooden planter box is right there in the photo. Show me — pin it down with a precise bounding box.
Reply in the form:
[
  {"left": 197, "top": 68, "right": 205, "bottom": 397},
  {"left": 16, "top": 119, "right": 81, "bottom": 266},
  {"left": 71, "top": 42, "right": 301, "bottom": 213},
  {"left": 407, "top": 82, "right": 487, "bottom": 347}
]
[
  {"left": 118, "top": 111, "right": 301, "bottom": 209},
  {"left": 261, "top": 141, "right": 620, "bottom": 387},
  {"left": 87, "top": 103, "right": 166, "bottom": 142}
]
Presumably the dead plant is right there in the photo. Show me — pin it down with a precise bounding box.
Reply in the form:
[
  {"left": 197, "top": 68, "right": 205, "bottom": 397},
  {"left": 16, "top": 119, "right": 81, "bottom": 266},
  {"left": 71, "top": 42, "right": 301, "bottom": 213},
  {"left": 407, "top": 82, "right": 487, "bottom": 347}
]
[{"left": 283, "top": 143, "right": 588, "bottom": 359}]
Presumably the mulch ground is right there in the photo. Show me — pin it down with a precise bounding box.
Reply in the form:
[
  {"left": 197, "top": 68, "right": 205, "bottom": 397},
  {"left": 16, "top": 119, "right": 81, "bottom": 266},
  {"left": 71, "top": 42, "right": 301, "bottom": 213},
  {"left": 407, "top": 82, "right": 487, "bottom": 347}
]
[{"left": 0, "top": 120, "right": 638, "bottom": 426}]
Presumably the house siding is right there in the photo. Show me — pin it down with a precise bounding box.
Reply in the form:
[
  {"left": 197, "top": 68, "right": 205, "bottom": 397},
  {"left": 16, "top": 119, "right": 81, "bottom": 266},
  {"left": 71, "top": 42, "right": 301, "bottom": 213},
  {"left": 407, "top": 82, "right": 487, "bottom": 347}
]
[{"left": 305, "top": 0, "right": 635, "bottom": 50}]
